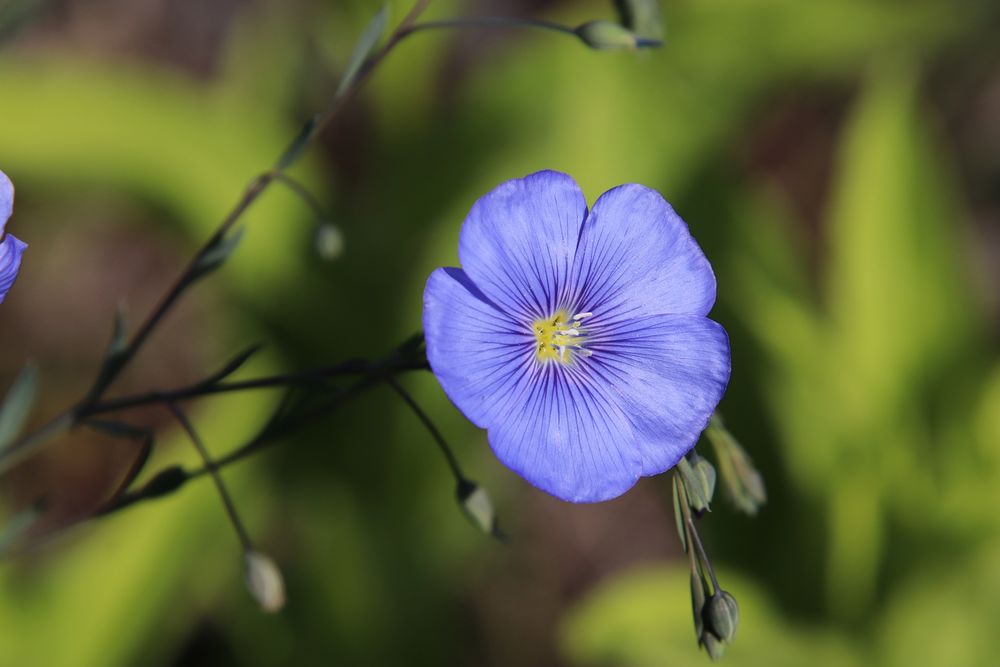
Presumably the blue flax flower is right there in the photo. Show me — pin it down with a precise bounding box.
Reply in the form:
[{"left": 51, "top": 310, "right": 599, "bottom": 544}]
[
  {"left": 1, "top": 170, "right": 27, "bottom": 304},
  {"left": 424, "top": 171, "right": 730, "bottom": 502}
]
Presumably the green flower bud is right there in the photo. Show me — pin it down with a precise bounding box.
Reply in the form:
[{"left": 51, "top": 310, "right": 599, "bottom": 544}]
[
  {"left": 677, "top": 455, "right": 713, "bottom": 512},
  {"left": 701, "top": 632, "right": 726, "bottom": 661},
  {"left": 705, "top": 590, "right": 739, "bottom": 643},
  {"left": 693, "top": 455, "right": 717, "bottom": 504},
  {"left": 690, "top": 571, "right": 707, "bottom": 639},
  {"left": 574, "top": 21, "right": 645, "bottom": 51}
]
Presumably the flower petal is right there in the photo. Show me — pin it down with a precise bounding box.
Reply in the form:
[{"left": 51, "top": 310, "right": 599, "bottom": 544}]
[
  {"left": 587, "top": 314, "right": 731, "bottom": 475},
  {"left": 486, "top": 363, "right": 643, "bottom": 502},
  {"left": 0, "top": 170, "right": 12, "bottom": 232},
  {"left": 0, "top": 234, "right": 27, "bottom": 304},
  {"left": 458, "top": 170, "right": 588, "bottom": 320},
  {"left": 423, "top": 267, "right": 534, "bottom": 429},
  {"left": 570, "top": 184, "right": 716, "bottom": 319}
]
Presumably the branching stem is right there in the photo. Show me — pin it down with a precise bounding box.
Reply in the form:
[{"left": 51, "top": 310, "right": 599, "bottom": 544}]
[{"left": 167, "top": 402, "right": 253, "bottom": 551}]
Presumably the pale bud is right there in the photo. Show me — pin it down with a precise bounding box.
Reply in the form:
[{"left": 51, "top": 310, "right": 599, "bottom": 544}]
[
  {"left": 458, "top": 481, "right": 497, "bottom": 536},
  {"left": 701, "top": 632, "right": 726, "bottom": 661},
  {"left": 315, "top": 223, "right": 345, "bottom": 261},
  {"left": 244, "top": 551, "right": 286, "bottom": 613},
  {"left": 574, "top": 21, "right": 641, "bottom": 51}
]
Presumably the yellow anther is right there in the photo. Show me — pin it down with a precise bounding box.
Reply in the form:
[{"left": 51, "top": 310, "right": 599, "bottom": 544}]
[{"left": 533, "top": 310, "right": 588, "bottom": 364}]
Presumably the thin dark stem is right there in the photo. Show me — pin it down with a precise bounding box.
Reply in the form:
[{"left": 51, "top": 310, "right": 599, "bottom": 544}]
[
  {"left": 184, "top": 334, "right": 425, "bottom": 480},
  {"left": 676, "top": 472, "right": 720, "bottom": 593},
  {"left": 84, "top": 357, "right": 419, "bottom": 416},
  {"left": 687, "top": 515, "right": 720, "bottom": 594},
  {"left": 84, "top": 174, "right": 273, "bottom": 403},
  {"left": 273, "top": 173, "right": 331, "bottom": 225},
  {"left": 316, "top": 0, "right": 433, "bottom": 128},
  {"left": 167, "top": 402, "right": 253, "bottom": 552},
  {"left": 402, "top": 16, "right": 578, "bottom": 39},
  {"left": 676, "top": 472, "right": 698, "bottom": 567},
  {"left": 385, "top": 376, "right": 467, "bottom": 484},
  {"left": 94, "top": 347, "right": 415, "bottom": 516},
  {"left": 0, "top": 412, "right": 74, "bottom": 475},
  {"left": 81, "top": 0, "right": 436, "bottom": 405},
  {"left": 186, "top": 372, "right": 380, "bottom": 479}
]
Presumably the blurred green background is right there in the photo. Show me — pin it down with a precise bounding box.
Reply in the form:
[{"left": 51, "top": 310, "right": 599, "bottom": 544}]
[{"left": 1, "top": 0, "right": 999, "bottom": 665}]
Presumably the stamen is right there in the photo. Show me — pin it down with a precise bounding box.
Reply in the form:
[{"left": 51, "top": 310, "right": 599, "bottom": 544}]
[
  {"left": 573, "top": 312, "right": 593, "bottom": 321},
  {"left": 533, "top": 309, "right": 592, "bottom": 364}
]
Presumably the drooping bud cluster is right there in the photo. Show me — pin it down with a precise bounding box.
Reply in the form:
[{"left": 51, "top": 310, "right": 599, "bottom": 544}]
[
  {"left": 695, "top": 588, "right": 739, "bottom": 659},
  {"left": 672, "top": 441, "right": 750, "bottom": 661}
]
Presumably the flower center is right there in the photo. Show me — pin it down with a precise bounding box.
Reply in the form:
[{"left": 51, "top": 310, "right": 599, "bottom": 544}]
[{"left": 533, "top": 310, "right": 592, "bottom": 364}]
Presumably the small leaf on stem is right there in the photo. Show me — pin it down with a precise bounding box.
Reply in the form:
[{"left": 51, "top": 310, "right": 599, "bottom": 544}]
[
  {"left": 191, "top": 226, "right": 246, "bottom": 280},
  {"left": 336, "top": 5, "right": 389, "bottom": 99},
  {"left": 0, "top": 500, "right": 45, "bottom": 556},
  {"left": 0, "top": 363, "right": 38, "bottom": 454},
  {"left": 671, "top": 473, "right": 688, "bottom": 552}
]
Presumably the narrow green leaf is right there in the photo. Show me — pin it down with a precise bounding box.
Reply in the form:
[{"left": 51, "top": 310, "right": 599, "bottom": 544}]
[
  {"left": 0, "top": 500, "right": 45, "bottom": 556},
  {"left": 192, "top": 226, "right": 246, "bottom": 279},
  {"left": 107, "top": 305, "right": 127, "bottom": 359},
  {"left": 0, "top": 363, "right": 38, "bottom": 453},
  {"left": 335, "top": 5, "right": 388, "bottom": 99},
  {"left": 274, "top": 115, "right": 317, "bottom": 170},
  {"left": 690, "top": 571, "right": 705, "bottom": 640},
  {"left": 671, "top": 474, "right": 688, "bottom": 553},
  {"left": 199, "top": 344, "right": 263, "bottom": 387},
  {"left": 84, "top": 308, "right": 130, "bottom": 401}
]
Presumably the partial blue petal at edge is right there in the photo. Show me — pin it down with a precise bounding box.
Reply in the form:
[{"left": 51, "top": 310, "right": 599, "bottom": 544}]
[
  {"left": 0, "top": 235, "right": 27, "bottom": 304},
  {"left": 0, "top": 170, "right": 12, "bottom": 231}
]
